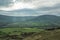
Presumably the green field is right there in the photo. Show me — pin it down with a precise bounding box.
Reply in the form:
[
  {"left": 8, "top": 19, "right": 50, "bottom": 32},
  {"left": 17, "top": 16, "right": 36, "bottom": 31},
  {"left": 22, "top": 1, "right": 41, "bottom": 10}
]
[
  {"left": 0, "top": 28, "right": 60, "bottom": 40},
  {"left": 0, "top": 28, "right": 43, "bottom": 35}
]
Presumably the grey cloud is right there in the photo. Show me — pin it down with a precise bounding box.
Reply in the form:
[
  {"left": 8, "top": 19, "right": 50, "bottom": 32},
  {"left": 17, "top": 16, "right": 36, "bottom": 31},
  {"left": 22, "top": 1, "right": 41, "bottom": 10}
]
[
  {"left": 37, "top": 3, "right": 60, "bottom": 11},
  {"left": 0, "top": 1, "right": 60, "bottom": 16},
  {"left": 0, "top": 0, "right": 13, "bottom": 7}
]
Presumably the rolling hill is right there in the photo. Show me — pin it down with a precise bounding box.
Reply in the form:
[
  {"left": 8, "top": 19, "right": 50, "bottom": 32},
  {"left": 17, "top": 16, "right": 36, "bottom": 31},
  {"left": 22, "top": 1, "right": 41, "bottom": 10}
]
[
  {"left": 30, "top": 15, "right": 60, "bottom": 22},
  {"left": 0, "top": 15, "right": 60, "bottom": 28},
  {"left": 0, "top": 15, "right": 36, "bottom": 27}
]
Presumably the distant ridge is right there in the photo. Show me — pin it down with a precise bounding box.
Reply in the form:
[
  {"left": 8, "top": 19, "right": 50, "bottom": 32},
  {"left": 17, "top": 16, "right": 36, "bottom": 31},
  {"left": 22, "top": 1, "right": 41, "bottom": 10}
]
[
  {"left": 0, "top": 15, "right": 60, "bottom": 28},
  {"left": 30, "top": 15, "right": 60, "bottom": 23},
  {"left": 0, "top": 15, "right": 36, "bottom": 22}
]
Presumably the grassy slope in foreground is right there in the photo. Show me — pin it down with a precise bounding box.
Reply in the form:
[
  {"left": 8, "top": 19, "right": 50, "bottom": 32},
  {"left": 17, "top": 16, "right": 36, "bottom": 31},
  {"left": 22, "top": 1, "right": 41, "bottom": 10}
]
[{"left": 0, "top": 28, "right": 60, "bottom": 40}]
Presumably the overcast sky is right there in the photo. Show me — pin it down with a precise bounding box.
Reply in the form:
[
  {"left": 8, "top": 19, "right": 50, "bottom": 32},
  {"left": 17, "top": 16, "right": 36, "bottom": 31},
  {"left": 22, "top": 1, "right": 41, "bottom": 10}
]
[{"left": 0, "top": 0, "right": 60, "bottom": 16}]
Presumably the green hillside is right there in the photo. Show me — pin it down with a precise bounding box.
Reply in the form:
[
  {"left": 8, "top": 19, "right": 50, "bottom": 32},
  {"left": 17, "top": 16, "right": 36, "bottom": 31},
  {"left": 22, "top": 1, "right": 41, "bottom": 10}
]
[
  {"left": 5, "top": 21, "right": 60, "bottom": 29},
  {"left": 0, "top": 15, "right": 60, "bottom": 30}
]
